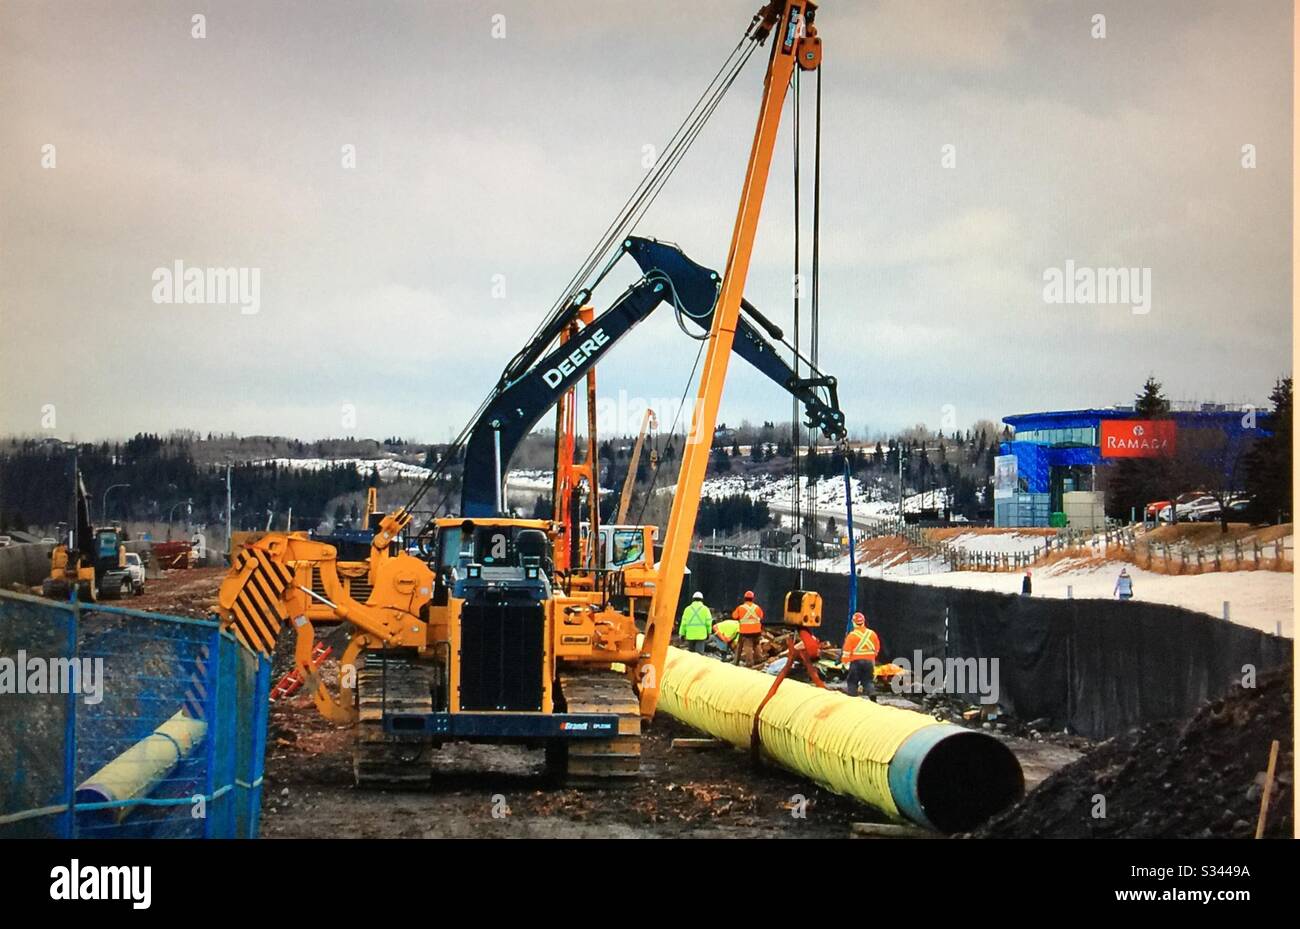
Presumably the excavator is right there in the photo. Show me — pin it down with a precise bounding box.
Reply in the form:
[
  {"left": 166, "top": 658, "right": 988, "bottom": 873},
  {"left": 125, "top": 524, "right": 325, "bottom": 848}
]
[
  {"left": 43, "top": 468, "right": 134, "bottom": 602},
  {"left": 214, "top": 0, "right": 837, "bottom": 787}
]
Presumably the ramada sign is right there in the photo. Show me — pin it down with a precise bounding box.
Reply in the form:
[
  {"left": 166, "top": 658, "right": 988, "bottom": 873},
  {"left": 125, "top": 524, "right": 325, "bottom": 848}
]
[{"left": 1100, "top": 419, "right": 1177, "bottom": 458}]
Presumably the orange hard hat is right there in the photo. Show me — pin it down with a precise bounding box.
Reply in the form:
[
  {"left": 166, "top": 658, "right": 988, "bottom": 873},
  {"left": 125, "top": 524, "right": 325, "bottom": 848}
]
[
  {"left": 852, "top": 611, "right": 865, "bottom": 625},
  {"left": 743, "top": 590, "right": 755, "bottom": 600}
]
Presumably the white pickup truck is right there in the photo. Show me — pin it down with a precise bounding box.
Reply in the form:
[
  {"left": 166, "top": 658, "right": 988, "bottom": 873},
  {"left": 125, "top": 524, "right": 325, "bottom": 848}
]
[{"left": 123, "top": 552, "right": 146, "bottom": 595}]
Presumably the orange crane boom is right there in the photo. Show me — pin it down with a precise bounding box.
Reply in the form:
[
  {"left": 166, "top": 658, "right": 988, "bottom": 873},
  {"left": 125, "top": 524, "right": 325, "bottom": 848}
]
[
  {"left": 639, "top": 0, "right": 823, "bottom": 717},
  {"left": 615, "top": 408, "right": 657, "bottom": 524}
]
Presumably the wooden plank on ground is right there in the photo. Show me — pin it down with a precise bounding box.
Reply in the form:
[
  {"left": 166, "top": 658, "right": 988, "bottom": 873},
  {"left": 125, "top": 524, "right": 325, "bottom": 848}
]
[
  {"left": 670, "top": 737, "right": 725, "bottom": 751},
  {"left": 850, "top": 821, "right": 936, "bottom": 839}
]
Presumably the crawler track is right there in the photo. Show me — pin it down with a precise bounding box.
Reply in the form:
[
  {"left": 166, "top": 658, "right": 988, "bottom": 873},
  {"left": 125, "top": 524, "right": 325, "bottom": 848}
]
[
  {"left": 353, "top": 655, "right": 434, "bottom": 788},
  {"left": 556, "top": 668, "right": 642, "bottom": 786}
]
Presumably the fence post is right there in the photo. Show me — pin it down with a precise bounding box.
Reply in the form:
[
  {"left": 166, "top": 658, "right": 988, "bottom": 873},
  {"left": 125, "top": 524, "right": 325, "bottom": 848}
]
[
  {"left": 61, "top": 600, "right": 80, "bottom": 839},
  {"left": 202, "top": 627, "right": 221, "bottom": 838},
  {"left": 248, "top": 653, "right": 271, "bottom": 837}
]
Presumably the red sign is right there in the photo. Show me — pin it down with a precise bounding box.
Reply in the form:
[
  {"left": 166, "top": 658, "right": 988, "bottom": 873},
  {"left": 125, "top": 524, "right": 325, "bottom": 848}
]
[{"left": 1100, "top": 419, "right": 1176, "bottom": 458}]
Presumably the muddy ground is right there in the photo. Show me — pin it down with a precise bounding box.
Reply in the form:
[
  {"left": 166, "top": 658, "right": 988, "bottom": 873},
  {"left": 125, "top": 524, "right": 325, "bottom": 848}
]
[
  {"left": 263, "top": 698, "right": 888, "bottom": 838},
  {"left": 128, "top": 566, "right": 229, "bottom": 618}
]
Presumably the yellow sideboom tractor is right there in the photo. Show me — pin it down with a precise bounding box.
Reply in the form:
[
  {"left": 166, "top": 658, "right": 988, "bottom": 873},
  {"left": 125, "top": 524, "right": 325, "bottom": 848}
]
[{"left": 213, "top": 0, "right": 843, "bottom": 788}]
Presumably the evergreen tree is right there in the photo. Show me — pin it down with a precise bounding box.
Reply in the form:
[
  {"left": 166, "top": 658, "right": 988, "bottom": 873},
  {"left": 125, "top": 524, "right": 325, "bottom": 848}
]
[{"left": 1246, "top": 377, "right": 1293, "bottom": 522}]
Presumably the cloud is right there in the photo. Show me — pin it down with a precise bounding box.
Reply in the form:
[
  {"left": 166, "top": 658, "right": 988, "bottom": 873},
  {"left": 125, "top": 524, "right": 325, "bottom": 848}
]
[{"left": 0, "top": 0, "right": 1291, "bottom": 442}]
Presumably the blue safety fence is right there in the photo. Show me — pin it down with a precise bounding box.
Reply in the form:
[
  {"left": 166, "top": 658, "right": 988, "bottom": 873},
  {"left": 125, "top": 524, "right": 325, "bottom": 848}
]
[{"left": 0, "top": 589, "right": 271, "bottom": 838}]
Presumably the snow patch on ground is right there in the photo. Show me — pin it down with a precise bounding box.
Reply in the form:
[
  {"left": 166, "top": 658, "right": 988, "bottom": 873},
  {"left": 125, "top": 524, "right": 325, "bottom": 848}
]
[{"left": 879, "top": 559, "right": 1293, "bottom": 638}]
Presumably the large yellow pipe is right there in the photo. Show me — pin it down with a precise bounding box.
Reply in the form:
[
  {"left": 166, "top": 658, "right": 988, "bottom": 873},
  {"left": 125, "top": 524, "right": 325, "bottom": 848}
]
[
  {"left": 75, "top": 710, "right": 207, "bottom": 823},
  {"left": 657, "top": 646, "right": 1023, "bottom": 832}
]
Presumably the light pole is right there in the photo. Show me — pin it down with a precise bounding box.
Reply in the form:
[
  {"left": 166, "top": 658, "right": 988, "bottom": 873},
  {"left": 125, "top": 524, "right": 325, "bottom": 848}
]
[
  {"left": 167, "top": 499, "right": 192, "bottom": 541},
  {"left": 225, "top": 463, "right": 232, "bottom": 552},
  {"left": 896, "top": 444, "right": 907, "bottom": 523},
  {"left": 102, "top": 483, "right": 130, "bottom": 525}
]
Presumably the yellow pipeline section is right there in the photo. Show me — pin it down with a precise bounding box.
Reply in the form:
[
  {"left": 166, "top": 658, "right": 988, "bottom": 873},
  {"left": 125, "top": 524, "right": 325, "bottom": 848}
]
[
  {"left": 76, "top": 710, "right": 207, "bottom": 823},
  {"left": 657, "top": 646, "right": 1023, "bottom": 831}
]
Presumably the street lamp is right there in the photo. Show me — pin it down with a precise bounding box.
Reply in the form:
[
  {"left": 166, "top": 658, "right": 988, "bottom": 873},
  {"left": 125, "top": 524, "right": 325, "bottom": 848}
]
[
  {"left": 167, "top": 499, "right": 192, "bottom": 541},
  {"left": 102, "top": 483, "right": 130, "bottom": 525}
]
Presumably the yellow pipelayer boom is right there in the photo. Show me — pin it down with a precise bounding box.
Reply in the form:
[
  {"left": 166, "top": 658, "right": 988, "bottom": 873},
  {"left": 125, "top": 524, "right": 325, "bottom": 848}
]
[{"left": 213, "top": 0, "right": 831, "bottom": 787}]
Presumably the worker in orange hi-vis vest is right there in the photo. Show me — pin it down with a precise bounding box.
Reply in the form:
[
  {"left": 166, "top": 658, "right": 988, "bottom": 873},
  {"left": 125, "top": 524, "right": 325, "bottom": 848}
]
[
  {"left": 841, "top": 611, "right": 881, "bottom": 699},
  {"left": 731, "top": 590, "right": 764, "bottom": 665}
]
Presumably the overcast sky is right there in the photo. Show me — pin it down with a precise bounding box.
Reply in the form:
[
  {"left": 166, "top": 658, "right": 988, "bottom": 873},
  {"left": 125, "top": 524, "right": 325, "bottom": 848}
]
[{"left": 0, "top": 0, "right": 1292, "bottom": 443}]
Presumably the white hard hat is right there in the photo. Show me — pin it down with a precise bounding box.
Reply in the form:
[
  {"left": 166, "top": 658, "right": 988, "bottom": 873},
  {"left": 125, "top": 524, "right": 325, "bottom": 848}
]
[{"left": 692, "top": 591, "right": 704, "bottom": 600}]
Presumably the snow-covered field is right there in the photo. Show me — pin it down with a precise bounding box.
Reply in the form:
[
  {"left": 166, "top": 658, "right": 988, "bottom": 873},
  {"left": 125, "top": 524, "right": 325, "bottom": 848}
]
[
  {"left": 511, "top": 469, "right": 914, "bottom": 512},
  {"left": 699, "top": 473, "right": 946, "bottom": 521},
  {"left": 507, "top": 469, "right": 612, "bottom": 495},
  {"left": 263, "top": 457, "right": 432, "bottom": 480},
  {"left": 881, "top": 558, "right": 1293, "bottom": 638},
  {"left": 940, "top": 531, "right": 1050, "bottom": 556}
]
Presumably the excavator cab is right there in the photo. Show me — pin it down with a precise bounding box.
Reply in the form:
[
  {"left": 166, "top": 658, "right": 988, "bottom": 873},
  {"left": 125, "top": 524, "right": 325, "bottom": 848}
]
[
  {"left": 579, "top": 523, "right": 658, "bottom": 570},
  {"left": 431, "top": 518, "right": 555, "bottom": 602}
]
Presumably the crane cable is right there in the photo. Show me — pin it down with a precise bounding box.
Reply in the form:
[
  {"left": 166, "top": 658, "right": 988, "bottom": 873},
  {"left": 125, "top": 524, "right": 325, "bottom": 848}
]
[
  {"left": 503, "top": 31, "right": 760, "bottom": 383},
  {"left": 790, "top": 67, "right": 802, "bottom": 580},
  {"left": 405, "top": 26, "right": 763, "bottom": 541},
  {"left": 790, "top": 62, "right": 824, "bottom": 580},
  {"left": 629, "top": 336, "right": 708, "bottom": 531},
  {"left": 809, "top": 63, "right": 823, "bottom": 575}
]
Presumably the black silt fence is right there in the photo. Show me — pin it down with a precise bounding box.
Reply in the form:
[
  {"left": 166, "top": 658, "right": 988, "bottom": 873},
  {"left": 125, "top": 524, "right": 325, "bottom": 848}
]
[{"left": 685, "top": 552, "right": 1291, "bottom": 740}]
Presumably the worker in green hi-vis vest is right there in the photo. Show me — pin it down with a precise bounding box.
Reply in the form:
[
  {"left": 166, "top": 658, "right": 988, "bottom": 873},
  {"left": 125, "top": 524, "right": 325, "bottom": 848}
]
[
  {"left": 677, "top": 591, "right": 713, "bottom": 654},
  {"left": 711, "top": 618, "right": 741, "bottom": 662}
]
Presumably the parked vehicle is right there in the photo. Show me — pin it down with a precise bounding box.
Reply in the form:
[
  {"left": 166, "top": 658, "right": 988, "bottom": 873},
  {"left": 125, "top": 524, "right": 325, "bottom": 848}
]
[
  {"left": 1226, "top": 494, "right": 1254, "bottom": 516},
  {"left": 1145, "top": 500, "right": 1171, "bottom": 521},
  {"left": 1180, "top": 496, "right": 1222, "bottom": 522},
  {"left": 1155, "top": 491, "right": 1214, "bottom": 523},
  {"left": 124, "top": 552, "right": 146, "bottom": 595},
  {"left": 0, "top": 535, "right": 11, "bottom": 548}
]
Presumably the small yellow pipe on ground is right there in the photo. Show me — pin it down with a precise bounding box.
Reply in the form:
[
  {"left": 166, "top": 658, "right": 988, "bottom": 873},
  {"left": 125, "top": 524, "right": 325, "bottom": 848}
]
[
  {"left": 657, "top": 646, "right": 1023, "bottom": 832},
  {"left": 76, "top": 710, "right": 207, "bottom": 823}
]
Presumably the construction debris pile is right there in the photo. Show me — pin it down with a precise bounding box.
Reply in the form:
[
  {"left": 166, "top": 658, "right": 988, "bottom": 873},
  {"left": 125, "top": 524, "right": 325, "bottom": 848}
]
[
  {"left": 720, "top": 627, "right": 844, "bottom": 678},
  {"left": 975, "top": 666, "right": 1294, "bottom": 839}
]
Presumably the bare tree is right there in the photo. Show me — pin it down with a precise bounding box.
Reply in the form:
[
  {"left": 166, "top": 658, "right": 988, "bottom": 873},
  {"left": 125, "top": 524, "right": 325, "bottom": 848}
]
[{"left": 1169, "top": 425, "right": 1256, "bottom": 533}]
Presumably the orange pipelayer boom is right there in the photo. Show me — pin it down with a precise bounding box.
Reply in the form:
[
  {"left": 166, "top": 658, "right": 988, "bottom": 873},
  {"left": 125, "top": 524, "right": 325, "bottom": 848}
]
[
  {"left": 639, "top": 0, "right": 822, "bottom": 717},
  {"left": 213, "top": 0, "right": 828, "bottom": 787}
]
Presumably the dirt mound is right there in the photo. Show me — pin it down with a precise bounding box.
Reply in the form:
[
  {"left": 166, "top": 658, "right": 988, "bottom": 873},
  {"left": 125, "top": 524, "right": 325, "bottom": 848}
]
[{"left": 975, "top": 667, "right": 1293, "bottom": 838}]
